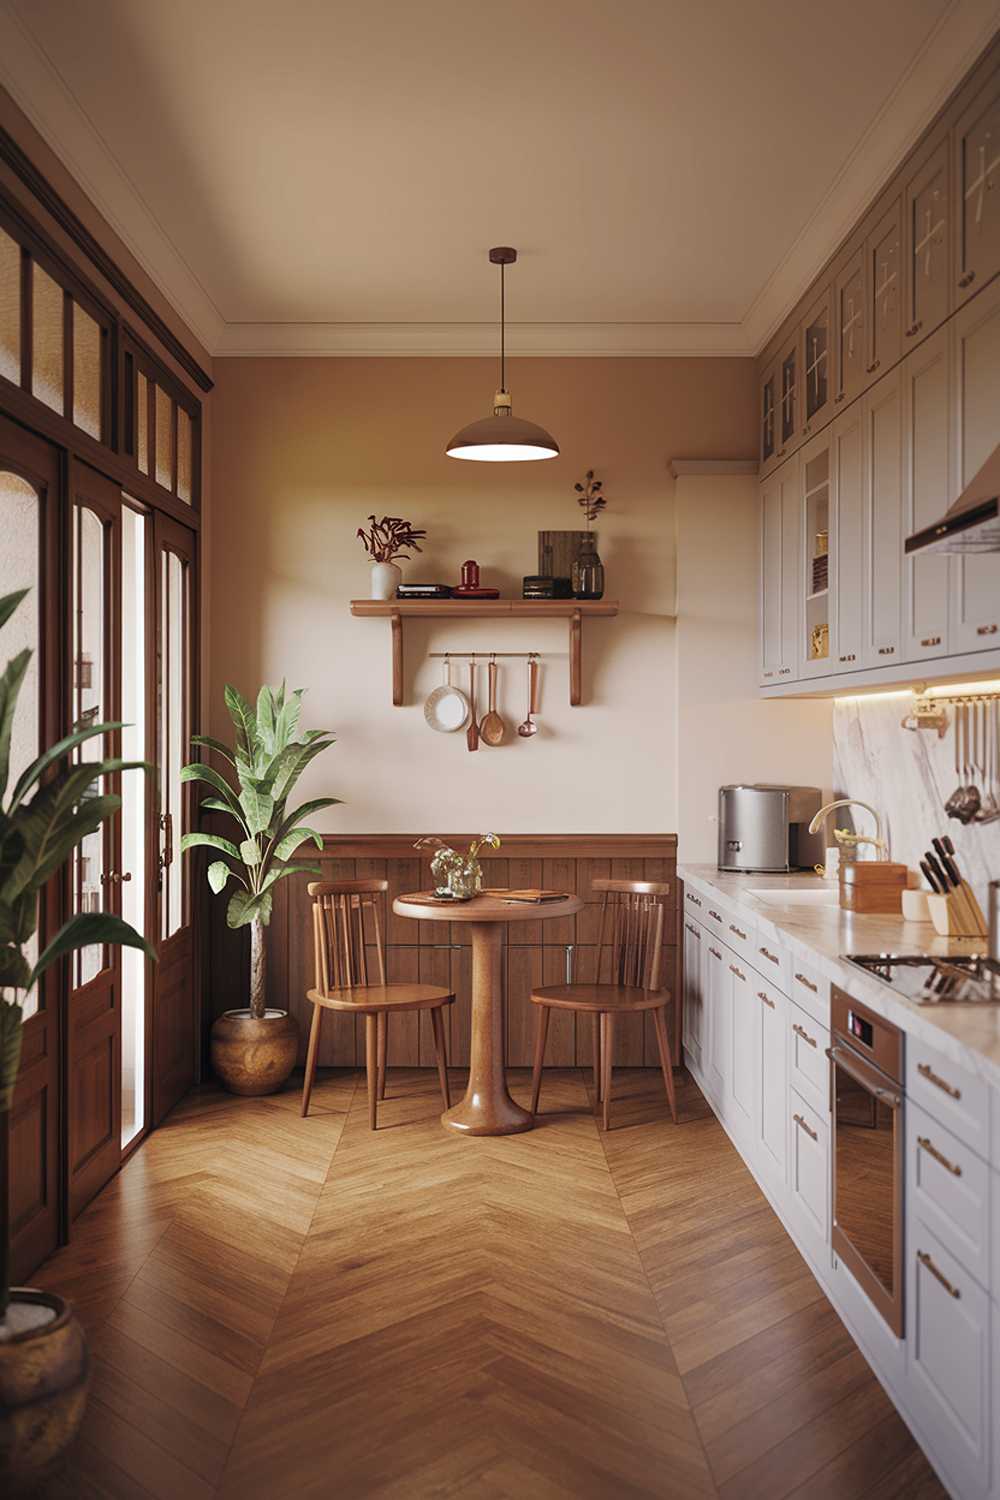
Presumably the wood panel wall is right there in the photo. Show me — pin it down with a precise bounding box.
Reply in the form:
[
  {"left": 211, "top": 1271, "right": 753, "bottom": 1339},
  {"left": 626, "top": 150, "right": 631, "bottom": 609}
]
[{"left": 207, "top": 835, "right": 679, "bottom": 1069}]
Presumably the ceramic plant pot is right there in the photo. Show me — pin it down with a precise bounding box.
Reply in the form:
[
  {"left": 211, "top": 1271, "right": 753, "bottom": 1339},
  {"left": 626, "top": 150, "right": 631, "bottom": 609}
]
[
  {"left": 370, "top": 561, "right": 402, "bottom": 600},
  {"left": 210, "top": 1009, "right": 299, "bottom": 1095},
  {"left": 0, "top": 1289, "right": 89, "bottom": 1496}
]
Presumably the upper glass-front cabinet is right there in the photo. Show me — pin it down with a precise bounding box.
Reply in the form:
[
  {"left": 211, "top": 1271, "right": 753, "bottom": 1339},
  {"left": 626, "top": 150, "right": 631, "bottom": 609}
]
[
  {"left": 835, "top": 252, "right": 866, "bottom": 408},
  {"left": 759, "top": 360, "right": 777, "bottom": 468},
  {"left": 801, "top": 287, "right": 833, "bottom": 434},
  {"left": 866, "top": 198, "right": 903, "bottom": 377},
  {"left": 904, "top": 140, "right": 951, "bottom": 344},
  {"left": 954, "top": 72, "right": 1000, "bottom": 304},
  {"left": 779, "top": 339, "right": 798, "bottom": 452}
]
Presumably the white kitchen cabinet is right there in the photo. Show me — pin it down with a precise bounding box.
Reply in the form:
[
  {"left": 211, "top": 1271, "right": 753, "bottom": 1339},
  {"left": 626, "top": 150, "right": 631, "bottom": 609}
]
[
  {"left": 954, "top": 68, "right": 1000, "bottom": 306},
  {"left": 800, "top": 430, "right": 835, "bottom": 677},
  {"left": 907, "top": 1220, "right": 991, "bottom": 1500},
  {"left": 759, "top": 455, "right": 801, "bottom": 686},
  {"left": 786, "top": 1093, "right": 829, "bottom": 1268},
  {"left": 866, "top": 196, "right": 903, "bottom": 379},
  {"left": 835, "top": 248, "right": 867, "bottom": 409},
  {"left": 682, "top": 918, "right": 704, "bottom": 1073},
  {"left": 951, "top": 274, "right": 1000, "bottom": 652},
  {"left": 759, "top": 359, "right": 778, "bottom": 473},
  {"left": 863, "top": 365, "right": 904, "bottom": 667},
  {"left": 704, "top": 938, "right": 728, "bottom": 1114},
  {"left": 904, "top": 137, "right": 952, "bottom": 345},
  {"left": 832, "top": 402, "right": 865, "bottom": 671},
  {"left": 901, "top": 324, "right": 953, "bottom": 664},
  {"left": 908, "top": 1098, "right": 991, "bottom": 1291},
  {"left": 754, "top": 974, "right": 787, "bottom": 1192},
  {"left": 788, "top": 999, "right": 829, "bottom": 1118},
  {"left": 728, "top": 955, "right": 755, "bottom": 1146}
]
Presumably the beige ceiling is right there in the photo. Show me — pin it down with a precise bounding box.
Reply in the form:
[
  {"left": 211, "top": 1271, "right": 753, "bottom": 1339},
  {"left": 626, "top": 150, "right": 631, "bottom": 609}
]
[{"left": 2, "top": 0, "right": 999, "bottom": 354}]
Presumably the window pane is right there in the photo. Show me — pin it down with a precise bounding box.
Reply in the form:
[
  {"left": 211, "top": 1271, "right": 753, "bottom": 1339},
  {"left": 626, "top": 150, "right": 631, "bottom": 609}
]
[
  {"left": 121, "top": 504, "right": 146, "bottom": 1145},
  {"left": 177, "top": 407, "right": 192, "bottom": 503},
  {"left": 73, "top": 302, "right": 102, "bottom": 439},
  {"left": 32, "top": 263, "right": 64, "bottom": 414},
  {"left": 137, "top": 371, "right": 149, "bottom": 474},
  {"left": 0, "top": 471, "right": 40, "bottom": 1016},
  {"left": 73, "top": 504, "right": 107, "bottom": 988},
  {"left": 0, "top": 228, "right": 20, "bottom": 385},
  {"left": 155, "top": 384, "right": 172, "bottom": 490},
  {"left": 161, "top": 550, "right": 188, "bottom": 939}
]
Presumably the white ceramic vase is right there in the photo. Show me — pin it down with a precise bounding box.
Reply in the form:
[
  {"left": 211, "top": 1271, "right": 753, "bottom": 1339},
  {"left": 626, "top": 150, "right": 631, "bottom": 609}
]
[{"left": 370, "top": 561, "right": 402, "bottom": 600}]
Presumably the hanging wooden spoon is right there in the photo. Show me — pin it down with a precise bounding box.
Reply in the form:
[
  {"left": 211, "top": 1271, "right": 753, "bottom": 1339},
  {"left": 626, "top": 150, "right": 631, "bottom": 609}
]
[
  {"left": 466, "top": 661, "right": 479, "bottom": 752},
  {"left": 479, "top": 658, "right": 506, "bottom": 746}
]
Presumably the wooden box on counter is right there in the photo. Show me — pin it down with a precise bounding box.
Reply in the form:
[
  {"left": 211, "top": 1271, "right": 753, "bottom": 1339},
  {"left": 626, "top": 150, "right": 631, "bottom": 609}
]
[{"left": 838, "top": 861, "right": 908, "bottom": 914}]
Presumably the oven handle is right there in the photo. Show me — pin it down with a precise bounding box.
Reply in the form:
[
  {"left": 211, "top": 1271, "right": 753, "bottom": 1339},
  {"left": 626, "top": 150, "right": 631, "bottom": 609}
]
[{"left": 826, "top": 1045, "right": 902, "bottom": 1109}]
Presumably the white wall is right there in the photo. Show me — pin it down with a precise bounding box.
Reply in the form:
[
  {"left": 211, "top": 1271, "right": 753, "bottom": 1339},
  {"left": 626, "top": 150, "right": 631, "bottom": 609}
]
[{"left": 674, "top": 471, "right": 833, "bottom": 861}]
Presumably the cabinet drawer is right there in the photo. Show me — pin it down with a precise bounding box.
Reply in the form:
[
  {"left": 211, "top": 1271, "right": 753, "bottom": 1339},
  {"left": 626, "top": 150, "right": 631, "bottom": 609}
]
[
  {"left": 907, "top": 1220, "right": 990, "bottom": 1500},
  {"left": 908, "top": 1099, "right": 990, "bottom": 1289},
  {"left": 789, "top": 960, "right": 830, "bottom": 1027},
  {"left": 787, "top": 1094, "right": 829, "bottom": 1259},
  {"left": 788, "top": 1000, "right": 830, "bottom": 1117},
  {"left": 720, "top": 911, "right": 756, "bottom": 966},
  {"left": 752, "top": 934, "right": 790, "bottom": 993},
  {"left": 906, "top": 1038, "right": 990, "bottom": 1158}
]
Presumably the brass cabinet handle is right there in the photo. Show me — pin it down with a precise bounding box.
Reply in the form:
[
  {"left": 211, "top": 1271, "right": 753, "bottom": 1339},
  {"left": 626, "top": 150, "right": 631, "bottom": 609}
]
[
  {"left": 958, "top": 271, "right": 976, "bottom": 288},
  {"left": 708, "top": 946, "right": 722, "bottom": 960},
  {"left": 795, "top": 971, "right": 817, "bottom": 993},
  {"left": 729, "top": 924, "right": 747, "bottom": 940},
  {"left": 839, "top": 653, "right": 856, "bottom": 663},
  {"left": 917, "top": 1135, "right": 962, "bottom": 1177},
  {"left": 976, "top": 623, "right": 997, "bottom": 636},
  {"left": 758, "top": 990, "right": 775, "bottom": 1009},
  {"left": 794, "top": 1112, "right": 818, "bottom": 1140},
  {"left": 917, "top": 1061, "right": 961, "bottom": 1100},
  {"left": 878, "top": 646, "right": 896, "bottom": 655},
  {"left": 866, "top": 359, "right": 880, "bottom": 373},
  {"left": 708, "top": 909, "right": 723, "bottom": 921},
  {"left": 763, "top": 671, "right": 775, "bottom": 679},
  {"left": 685, "top": 922, "right": 701, "bottom": 938},
  {"left": 917, "top": 1249, "right": 961, "bottom": 1299},
  {"left": 920, "top": 635, "right": 941, "bottom": 648},
  {"left": 730, "top": 963, "right": 746, "bottom": 980},
  {"left": 905, "top": 320, "right": 923, "bottom": 338},
  {"left": 759, "top": 946, "right": 779, "bottom": 965},
  {"left": 779, "top": 667, "right": 792, "bottom": 675},
  {"left": 101, "top": 871, "right": 133, "bottom": 885},
  {"left": 687, "top": 893, "right": 702, "bottom": 907},
  {"left": 793, "top": 1022, "right": 817, "bottom": 1048}
]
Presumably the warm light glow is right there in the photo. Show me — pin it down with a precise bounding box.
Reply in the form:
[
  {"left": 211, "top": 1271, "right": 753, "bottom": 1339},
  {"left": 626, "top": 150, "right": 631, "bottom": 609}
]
[
  {"left": 446, "top": 443, "right": 559, "bottom": 462},
  {"left": 926, "top": 678, "right": 1000, "bottom": 696},
  {"left": 833, "top": 690, "right": 914, "bottom": 703}
]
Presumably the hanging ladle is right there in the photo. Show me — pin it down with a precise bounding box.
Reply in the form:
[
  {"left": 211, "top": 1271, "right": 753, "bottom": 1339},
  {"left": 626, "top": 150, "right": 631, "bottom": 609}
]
[{"left": 517, "top": 656, "right": 539, "bottom": 738}]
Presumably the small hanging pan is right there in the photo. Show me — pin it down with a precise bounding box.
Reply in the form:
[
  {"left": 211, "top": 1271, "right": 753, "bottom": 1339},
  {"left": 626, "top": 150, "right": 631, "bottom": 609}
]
[{"left": 424, "top": 656, "right": 471, "bottom": 733}]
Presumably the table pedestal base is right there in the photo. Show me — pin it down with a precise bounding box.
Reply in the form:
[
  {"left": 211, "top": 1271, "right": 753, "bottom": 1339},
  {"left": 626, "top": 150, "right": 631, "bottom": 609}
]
[{"left": 442, "top": 922, "right": 533, "bottom": 1136}]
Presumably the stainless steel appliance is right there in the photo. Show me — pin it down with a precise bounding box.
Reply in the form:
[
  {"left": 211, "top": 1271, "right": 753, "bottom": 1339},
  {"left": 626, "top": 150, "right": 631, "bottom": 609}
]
[
  {"left": 904, "top": 440, "right": 1000, "bottom": 554},
  {"left": 845, "top": 952, "right": 999, "bottom": 1003},
  {"left": 717, "top": 784, "right": 824, "bottom": 873},
  {"left": 829, "top": 988, "right": 905, "bottom": 1337}
]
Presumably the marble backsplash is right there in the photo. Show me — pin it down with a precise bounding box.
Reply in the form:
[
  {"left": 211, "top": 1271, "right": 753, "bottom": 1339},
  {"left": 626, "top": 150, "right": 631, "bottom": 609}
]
[{"left": 832, "top": 695, "right": 1000, "bottom": 914}]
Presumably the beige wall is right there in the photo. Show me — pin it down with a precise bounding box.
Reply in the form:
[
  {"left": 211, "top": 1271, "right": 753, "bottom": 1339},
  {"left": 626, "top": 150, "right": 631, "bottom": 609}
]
[
  {"left": 210, "top": 356, "right": 772, "bottom": 835},
  {"left": 674, "top": 473, "right": 833, "bottom": 862}
]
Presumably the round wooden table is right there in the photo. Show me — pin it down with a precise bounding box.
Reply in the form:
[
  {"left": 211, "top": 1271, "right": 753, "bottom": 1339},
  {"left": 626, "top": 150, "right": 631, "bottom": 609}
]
[{"left": 393, "top": 891, "right": 582, "bottom": 1136}]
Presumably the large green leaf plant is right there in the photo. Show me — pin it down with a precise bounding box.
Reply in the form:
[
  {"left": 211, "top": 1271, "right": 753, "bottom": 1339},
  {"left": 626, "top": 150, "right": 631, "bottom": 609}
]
[
  {"left": 0, "top": 588, "right": 155, "bottom": 1320},
  {"left": 181, "top": 685, "right": 337, "bottom": 1019}
]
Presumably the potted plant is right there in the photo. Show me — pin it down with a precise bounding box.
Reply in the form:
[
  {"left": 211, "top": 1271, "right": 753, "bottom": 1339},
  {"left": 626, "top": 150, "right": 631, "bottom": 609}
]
[
  {"left": 356, "top": 514, "right": 427, "bottom": 600},
  {"left": 0, "top": 589, "right": 155, "bottom": 1495},
  {"left": 181, "top": 683, "right": 337, "bottom": 1095}
]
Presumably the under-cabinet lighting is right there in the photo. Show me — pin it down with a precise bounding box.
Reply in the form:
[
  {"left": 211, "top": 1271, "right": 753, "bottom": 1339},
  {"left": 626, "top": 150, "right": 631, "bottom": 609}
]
[
  {"left": 926, "top": 678, "right": 1000, "bottom": 696},
  {"left": 834, "top": 690, "right": 913, "bottom": 703}
]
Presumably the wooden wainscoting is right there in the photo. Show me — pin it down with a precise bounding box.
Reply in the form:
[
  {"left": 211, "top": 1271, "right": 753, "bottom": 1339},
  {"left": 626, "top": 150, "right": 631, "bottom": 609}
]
[{"left": 207, "top": 835, "right": 679, "bottom": 1070}]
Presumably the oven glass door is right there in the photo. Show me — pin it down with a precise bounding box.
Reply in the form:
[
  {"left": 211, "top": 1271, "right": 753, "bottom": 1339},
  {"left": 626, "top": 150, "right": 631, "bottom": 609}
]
[{"left": 830, "top": 1042, "right": 903, "bottom": 1335}]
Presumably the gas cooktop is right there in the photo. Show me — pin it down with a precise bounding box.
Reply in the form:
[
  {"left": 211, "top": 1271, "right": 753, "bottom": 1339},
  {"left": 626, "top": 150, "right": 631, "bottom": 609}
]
[{"left": 844, "top": 953, "right": 999, "bottom": 1004}]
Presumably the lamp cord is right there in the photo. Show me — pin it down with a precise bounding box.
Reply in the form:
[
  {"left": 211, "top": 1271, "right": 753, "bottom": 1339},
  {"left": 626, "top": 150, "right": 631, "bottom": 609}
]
[{"left": 500, "top": 260, "right": 506, "bottom": 394}]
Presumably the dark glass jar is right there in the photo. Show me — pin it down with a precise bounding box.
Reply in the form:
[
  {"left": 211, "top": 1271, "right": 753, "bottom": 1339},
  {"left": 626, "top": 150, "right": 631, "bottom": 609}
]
[{"left": 571, "top": 534, "right": 604, "bottom": 600}]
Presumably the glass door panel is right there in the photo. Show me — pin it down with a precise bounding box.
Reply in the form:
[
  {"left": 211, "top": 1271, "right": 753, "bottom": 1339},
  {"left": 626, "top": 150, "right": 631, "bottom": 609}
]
[
  {"left": 72, "top": 503, "right": 108, "bottom": 987},
  {"left": 160, "top": 548, "right": 189, "bottom": 941},
  {"left": 121, "top": 503, "right": 148, "bottom": 1148}
]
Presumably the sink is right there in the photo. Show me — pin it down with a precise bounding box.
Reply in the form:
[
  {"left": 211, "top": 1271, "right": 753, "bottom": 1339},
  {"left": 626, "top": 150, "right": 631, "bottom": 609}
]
[{"left": 748, "top": 887, "right": 841, "bottom": 909}]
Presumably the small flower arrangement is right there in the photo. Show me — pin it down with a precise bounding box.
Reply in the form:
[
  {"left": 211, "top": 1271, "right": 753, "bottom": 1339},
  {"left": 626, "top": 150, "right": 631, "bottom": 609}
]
[
  {"left": 574, "top": 471, "right": 607, "bottom": 527},
  {"left": 356, "top": 514, "right": 427, "bottom": 563},
  {"left": 415, "top": 834, "right": 501, "bottom": 898}
]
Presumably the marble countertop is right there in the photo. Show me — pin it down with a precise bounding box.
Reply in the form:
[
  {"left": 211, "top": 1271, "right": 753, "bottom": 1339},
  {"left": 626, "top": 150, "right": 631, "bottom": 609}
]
[{"left": 678, "top": 863, "right": 1000, "bottom": 1092}]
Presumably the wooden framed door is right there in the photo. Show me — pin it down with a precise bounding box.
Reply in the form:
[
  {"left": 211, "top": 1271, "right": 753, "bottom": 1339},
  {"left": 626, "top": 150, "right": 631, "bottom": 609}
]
[
  {"left": 66, "top": 461, "right": 124, "bottom": 1218},
  {"left": 152, "top": 511, "right": 198, "bottom": 1123},
  {"left": 0, "top": 412, "right": 64, "bottom": 1278}
]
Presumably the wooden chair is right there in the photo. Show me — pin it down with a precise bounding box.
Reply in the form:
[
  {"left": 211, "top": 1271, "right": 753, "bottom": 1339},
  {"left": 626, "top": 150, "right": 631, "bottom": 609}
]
[
  {"left": 301, "top": 880, "right": 455, "bottom": 1129},
  {"left": 529, "top": 879, "right": 677, "bottom": 1130}
]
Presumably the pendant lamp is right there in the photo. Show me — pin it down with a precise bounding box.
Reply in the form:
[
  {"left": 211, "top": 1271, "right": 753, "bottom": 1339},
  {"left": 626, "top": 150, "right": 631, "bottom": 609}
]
[{"left": 446, "top": 247, "right": 559, "bottom": 462}]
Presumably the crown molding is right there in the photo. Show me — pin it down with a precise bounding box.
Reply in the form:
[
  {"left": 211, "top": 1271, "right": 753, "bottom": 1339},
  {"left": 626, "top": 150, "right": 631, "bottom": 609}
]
[
  {"left": 3, "top": 1, "right": 998, "bottom": 362},
  {"left": 215, "top": 320, "right": 751, "bottom": 357}
]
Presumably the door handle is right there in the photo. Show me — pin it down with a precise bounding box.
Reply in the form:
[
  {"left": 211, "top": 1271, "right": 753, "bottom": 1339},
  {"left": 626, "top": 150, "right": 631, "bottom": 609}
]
[
  {"left": 917, "top": 1249, "right": 961, "bottom": 1299},
  {"left": 159, "top": 810, "right": 174, "bottom": 869},
  {"left": 827, "top": 1045, "right": 901, "bottom": 1107}
]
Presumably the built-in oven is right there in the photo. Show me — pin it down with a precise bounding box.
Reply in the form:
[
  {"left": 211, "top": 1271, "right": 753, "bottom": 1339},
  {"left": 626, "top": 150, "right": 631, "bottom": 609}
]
[{"left": 828, "top": 987, "right": 905, "bottom": 1337}]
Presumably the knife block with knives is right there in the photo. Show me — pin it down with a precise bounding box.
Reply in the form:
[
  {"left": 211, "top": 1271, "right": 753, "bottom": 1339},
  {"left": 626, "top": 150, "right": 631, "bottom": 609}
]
[{"left": 921, "top": 838, "right": 989, "bottom": 938}]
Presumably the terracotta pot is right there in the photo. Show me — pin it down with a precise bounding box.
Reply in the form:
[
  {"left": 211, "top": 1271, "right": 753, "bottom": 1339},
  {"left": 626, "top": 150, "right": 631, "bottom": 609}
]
[
  {"left": 210, "top": 1009, "right": 298, "bottom": 1096},
  {"left": 0, "top": 1289, "right": 89, "bottom": 1496}
]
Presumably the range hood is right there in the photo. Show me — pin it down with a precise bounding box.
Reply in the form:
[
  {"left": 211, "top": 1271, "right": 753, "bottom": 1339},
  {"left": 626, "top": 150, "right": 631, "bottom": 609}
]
[{"left": 905, "top": 443, "right": 1000, "bottom": 554}]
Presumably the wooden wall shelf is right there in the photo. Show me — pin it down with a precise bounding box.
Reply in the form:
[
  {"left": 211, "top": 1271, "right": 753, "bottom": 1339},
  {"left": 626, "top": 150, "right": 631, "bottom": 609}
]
[{"left": 350, "top": 599, "right": 619, "bottom": 706}]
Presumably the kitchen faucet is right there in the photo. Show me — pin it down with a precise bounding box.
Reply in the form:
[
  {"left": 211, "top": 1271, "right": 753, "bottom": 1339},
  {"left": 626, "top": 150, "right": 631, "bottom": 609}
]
[{"left": 808, "top": 799, "right": 888, "bottom": 860}]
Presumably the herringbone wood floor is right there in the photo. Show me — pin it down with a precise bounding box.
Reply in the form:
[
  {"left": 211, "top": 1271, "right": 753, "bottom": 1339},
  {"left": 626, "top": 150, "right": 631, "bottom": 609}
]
[{"left": 32, "top": 1068, "right": 946, "bottom": 1500}]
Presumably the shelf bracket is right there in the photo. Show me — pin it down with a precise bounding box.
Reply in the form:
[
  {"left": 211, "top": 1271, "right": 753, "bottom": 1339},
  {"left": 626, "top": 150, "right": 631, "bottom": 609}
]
[
  {"left": 570, "top": 609, "right": 582, "bottom": 706},
  {"left": 391, "top": 611, "right": 402, "bottom": 706}
]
